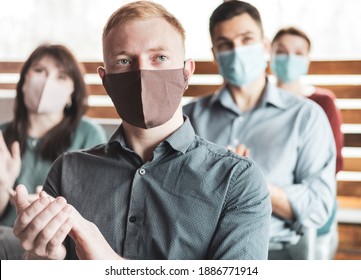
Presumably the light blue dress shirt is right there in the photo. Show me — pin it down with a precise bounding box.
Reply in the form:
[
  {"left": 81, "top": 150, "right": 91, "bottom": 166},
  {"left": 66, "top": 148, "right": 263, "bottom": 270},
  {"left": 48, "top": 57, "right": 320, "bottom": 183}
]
[{"left": 184, "top": 81, "right": 336, "bottom": 244}]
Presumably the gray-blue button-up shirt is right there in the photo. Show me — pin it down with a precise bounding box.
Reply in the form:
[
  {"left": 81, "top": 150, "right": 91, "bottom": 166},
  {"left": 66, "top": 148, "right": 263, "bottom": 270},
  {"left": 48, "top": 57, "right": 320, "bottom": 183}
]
[
  {"left": 44, "top": 117, "right": 271, "bottom": 259},
  {"left": 184, "top": 82, "right": 336, "bottom": 244}
]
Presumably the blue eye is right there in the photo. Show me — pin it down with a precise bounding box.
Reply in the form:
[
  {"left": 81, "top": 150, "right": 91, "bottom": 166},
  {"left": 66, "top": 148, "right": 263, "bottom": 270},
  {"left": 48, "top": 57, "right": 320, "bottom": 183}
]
[
  {"left": 117, "top": 59, "right": 131, "bottom": 65},
  {"left": 156, "top": 55, "right": 167, "bottom": 62}
]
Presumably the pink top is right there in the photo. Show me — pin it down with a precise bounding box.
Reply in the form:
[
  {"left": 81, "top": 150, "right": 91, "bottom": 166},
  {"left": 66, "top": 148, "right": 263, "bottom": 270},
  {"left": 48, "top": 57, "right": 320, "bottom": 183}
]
[{"left": 308, "top": 87, "right": 344, "bottom": 173}]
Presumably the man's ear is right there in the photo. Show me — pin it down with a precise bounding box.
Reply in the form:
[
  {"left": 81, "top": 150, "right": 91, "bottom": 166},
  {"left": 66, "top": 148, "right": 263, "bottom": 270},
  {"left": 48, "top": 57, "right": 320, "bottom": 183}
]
[
  {"left": 211, "top": 46, "right": 217, "bottom": 62},
  {"left": 97, "top": 66, "right": 106, "bottom": 80},
  {"left": 183, "top": 59, "right": 196, "bottom": 81}
]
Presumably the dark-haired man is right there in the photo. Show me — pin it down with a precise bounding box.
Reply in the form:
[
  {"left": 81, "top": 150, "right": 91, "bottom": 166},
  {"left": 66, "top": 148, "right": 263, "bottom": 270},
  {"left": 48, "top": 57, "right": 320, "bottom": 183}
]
[{"left": 184, "top": 0, "right": 336, "bottom": 259}]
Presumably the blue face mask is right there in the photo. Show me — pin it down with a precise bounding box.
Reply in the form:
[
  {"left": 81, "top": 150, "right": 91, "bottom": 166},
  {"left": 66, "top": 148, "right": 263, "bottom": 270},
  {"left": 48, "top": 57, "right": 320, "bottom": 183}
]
[
  {"left": 271, "top": 54, "right": 309, "bottom": 83},
  {"left": 216, "top": 43, "right": 267, "bottom": 87}
]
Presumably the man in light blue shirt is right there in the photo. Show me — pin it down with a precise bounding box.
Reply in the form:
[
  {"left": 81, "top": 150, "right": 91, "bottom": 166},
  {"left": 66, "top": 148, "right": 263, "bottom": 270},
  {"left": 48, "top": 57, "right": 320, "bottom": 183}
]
[{"left": 184, "top": 0, "right": 336, "bottom": 259}]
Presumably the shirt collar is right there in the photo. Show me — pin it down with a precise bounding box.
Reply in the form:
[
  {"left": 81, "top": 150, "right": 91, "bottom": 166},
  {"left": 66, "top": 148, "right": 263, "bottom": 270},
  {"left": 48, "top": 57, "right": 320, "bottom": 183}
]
[
  {"left": 209, "top": 79, "right": 288, "bottom": 113},
  {"left": 260, "top": 80, "right": 288, "bottom": 110},
  {"left": 209, "top": 85, "right": 240, "bottom": 115},
  {"left": 106, "top": 125, "right": 129, "bottom": 153},
  {"left": 106, "top": 116, "right": 195, "bottom": 155},
  {"left": 164, "top": 116, "right": 195, "bottom": 154}
]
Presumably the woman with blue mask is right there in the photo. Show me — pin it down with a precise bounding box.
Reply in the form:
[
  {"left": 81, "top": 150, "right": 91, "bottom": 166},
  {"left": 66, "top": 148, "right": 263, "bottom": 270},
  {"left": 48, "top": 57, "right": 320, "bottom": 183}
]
[
  {"left": 271, "top": 27, "right": 343, "bottom": 260},
  {"left": 271, "top": 27, "right": 343, "bottom": 173}
]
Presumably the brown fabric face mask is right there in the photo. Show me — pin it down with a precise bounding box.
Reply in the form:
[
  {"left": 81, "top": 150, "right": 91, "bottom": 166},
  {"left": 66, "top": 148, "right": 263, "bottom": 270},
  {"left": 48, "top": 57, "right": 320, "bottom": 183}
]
[{"left": 102, "top": 68, "right": 188, "bottom": 129}]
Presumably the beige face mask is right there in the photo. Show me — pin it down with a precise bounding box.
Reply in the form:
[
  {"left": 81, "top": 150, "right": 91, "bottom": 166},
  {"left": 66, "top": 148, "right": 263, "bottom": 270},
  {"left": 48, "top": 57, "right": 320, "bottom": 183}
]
[
  {"left": 102, "top": 68, "right": 188, "bottom": 129},
  {"left": 23, "top": 74, "right": 74, "bottom": 114}
]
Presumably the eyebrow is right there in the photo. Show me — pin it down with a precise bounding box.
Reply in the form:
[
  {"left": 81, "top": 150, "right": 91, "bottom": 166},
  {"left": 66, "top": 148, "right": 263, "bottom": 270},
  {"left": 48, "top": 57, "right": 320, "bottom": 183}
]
[
  {"left": 215, "top": 31, "right": 254, "bottom": 42},
  {"left": 275, "top": 43, "right": 288, "bottom": 49},
  {"left": 31, "top": 61, "right": 45, "bottom": 67},
  {"left": 148, "top": 46, "right": 168, "bottom": 52},
  {"left": 113, "top": 46, "right": 169, "bottom": 57}
]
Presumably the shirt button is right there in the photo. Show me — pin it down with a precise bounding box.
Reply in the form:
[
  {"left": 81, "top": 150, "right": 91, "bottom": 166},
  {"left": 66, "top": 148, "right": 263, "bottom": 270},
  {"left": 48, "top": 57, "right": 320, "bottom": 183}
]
[
  {"left": 139, "top": 168, "right": 146, "bottom": 175},
  {"left": 129, "top": 216, "right": 137, "bottom": 223},
  {"left": 232, "top": 139, "right": 240, "bottom": 146},
  {"left": 31, "top": 139, "right": 37, "bottom": 147}
]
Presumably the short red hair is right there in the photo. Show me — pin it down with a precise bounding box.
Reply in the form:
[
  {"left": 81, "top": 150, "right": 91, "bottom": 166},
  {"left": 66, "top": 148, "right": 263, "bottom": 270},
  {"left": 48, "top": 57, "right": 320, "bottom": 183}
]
[{"left": 102, "top": 1, "right": 185, "bottom": 45}]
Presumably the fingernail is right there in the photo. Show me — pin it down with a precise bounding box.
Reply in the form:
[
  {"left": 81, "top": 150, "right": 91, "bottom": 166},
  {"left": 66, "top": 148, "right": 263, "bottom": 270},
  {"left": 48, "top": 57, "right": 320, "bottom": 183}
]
[
  {"left": 7, "top": 189, "right": 15, "bottom": 196},
  {"left": 39, "top": 196, "right": 49, "bottom": 205},
  {"left": 64, "top": 205, "right": 72, "bottom": 213},
  {"left": 55, "top": 197, "right": 66, "bottom": 205}
]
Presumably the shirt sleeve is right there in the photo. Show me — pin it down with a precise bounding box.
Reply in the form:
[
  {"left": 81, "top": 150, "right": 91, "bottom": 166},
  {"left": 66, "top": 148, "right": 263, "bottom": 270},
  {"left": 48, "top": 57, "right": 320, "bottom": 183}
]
[
  {"left": 207, "top": 160, "right": 272, "bottom": 260},
  {"left": 284, "top": 103, "right": 336, "bottom": 229},
  {"left": 43, "top": 155, "right": 64, "bottom": 198},
  {"left": 317, "top": 94, "right": 344, "bottom": 173},
  {"left": 42, "top": 154, "right": 78, "bottom": 260}
]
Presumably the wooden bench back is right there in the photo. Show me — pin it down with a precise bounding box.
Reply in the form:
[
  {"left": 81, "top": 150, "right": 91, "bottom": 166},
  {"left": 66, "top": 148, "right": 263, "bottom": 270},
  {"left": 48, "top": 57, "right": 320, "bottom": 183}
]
[{"left": 1, "top": 60, "right": 361, "bottom": 197}]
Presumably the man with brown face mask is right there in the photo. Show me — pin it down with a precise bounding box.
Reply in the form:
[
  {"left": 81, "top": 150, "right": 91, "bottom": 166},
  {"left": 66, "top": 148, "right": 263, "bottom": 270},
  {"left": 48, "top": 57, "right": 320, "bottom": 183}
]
[{"left": 11, "top": 1, "right": 271, "bottom": 260}]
